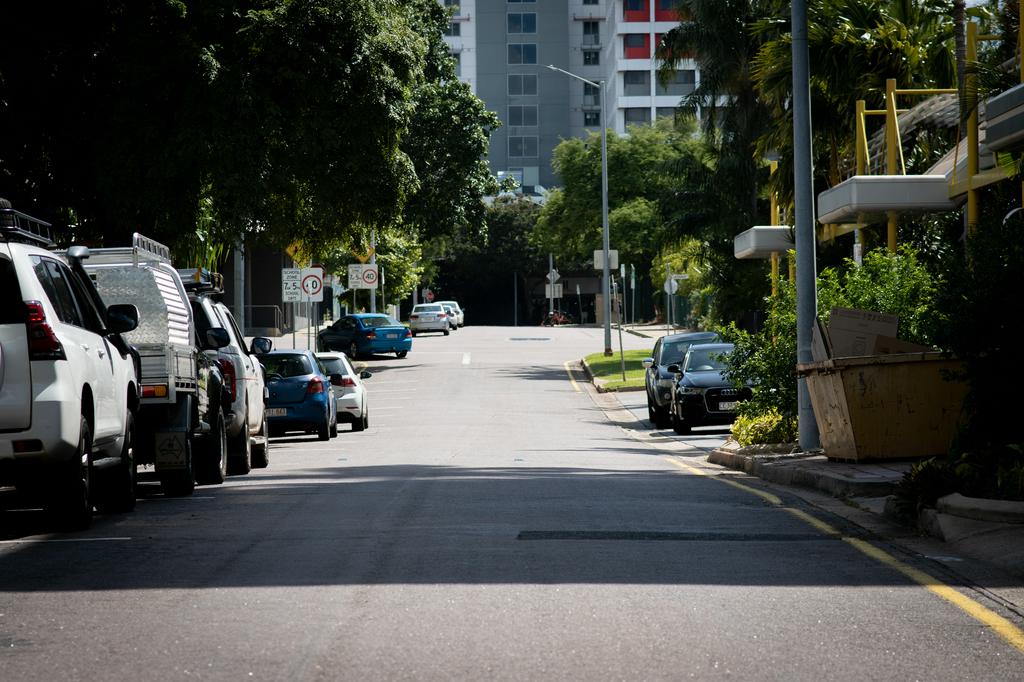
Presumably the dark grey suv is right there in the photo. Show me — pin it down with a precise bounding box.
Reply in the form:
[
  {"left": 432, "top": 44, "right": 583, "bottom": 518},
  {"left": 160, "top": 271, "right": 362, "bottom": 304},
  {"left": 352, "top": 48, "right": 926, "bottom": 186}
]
[{"left": 642, "top": 331, "right": 720, "bottom": 428}]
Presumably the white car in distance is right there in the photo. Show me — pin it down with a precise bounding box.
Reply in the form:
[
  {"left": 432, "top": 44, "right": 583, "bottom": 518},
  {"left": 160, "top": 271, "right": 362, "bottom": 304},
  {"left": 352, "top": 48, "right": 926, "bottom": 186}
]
[
  {"left": 315, "top": 352, "right": 371, "bottom": 432},
  {"left": 435, "top": 300, "right": 464, "bottom": 328},
  {"left": 409, "top": 303, "right": 450, "bottom": 336}
]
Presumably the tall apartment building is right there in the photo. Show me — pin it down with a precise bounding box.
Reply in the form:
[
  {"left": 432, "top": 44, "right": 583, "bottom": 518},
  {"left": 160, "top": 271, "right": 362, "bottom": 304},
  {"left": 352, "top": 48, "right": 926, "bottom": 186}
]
[{"left": 441, "top": 0, "right": 698, "bottom": 193}]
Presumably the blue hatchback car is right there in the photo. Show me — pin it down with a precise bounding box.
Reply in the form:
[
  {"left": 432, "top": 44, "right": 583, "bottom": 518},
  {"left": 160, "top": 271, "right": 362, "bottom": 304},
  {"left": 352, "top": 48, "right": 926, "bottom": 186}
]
[
  {"left": 261, "top": 350, "right": 338, "bottom": 440},
  {"left": 317, "top": 314, "right": 412, "bottom": 359}
]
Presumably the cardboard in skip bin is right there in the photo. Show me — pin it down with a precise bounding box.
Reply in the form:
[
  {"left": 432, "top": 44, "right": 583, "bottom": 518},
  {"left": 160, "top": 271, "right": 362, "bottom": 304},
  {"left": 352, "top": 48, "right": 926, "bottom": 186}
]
[
  {"left": 828, "top": 307, "right": 898, "bottom": 358},
  {"left": 156, "top": 433, "right": 187, "bottom": 468}
]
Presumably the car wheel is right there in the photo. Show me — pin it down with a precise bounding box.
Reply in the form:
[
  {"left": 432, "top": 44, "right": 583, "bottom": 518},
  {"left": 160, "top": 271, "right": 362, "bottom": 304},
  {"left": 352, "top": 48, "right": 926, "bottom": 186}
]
[
  {"left": 646, "top": 394, "right": 657, "bottom": 425},
  {"left": 443, "top": 328, "right": 450, "bottom": 336},
  {"left": 96, "top": 409, "right": 137, "bottom": 513},
  {"left": 228, "top": 407, "right": 252, "bottom": 476},
  {"left": 411, "top": 331, "right": 417, "bottom": 337},
  {"left": 196, "top": 411, "right": 228, "bottom": 485},
  {"left": 396, "top": 350, "right": 408, "bottom": 359},
  {"left": 329, "top": 414, "right": 338, "bottom": 438},
  {"left": 49, "top": 416, "right": 93, "bottom": 531},
  {"left": 317, "top": 412, "right": 331, "bottom": 441},
  {"left": 251, "top": 412, "right": 271, "bottom": 469},
  {"left": 348, "top": 342, "right": 359, "bottom": 360},
  {"left": 352, "top": 409, "right": 367, "bottom": 433},
  {"left": 159, "top": 435, "right": 196, "bottom": 497},
  {"left": 672, "top": 405, "right": 692, "bottom": 434}
]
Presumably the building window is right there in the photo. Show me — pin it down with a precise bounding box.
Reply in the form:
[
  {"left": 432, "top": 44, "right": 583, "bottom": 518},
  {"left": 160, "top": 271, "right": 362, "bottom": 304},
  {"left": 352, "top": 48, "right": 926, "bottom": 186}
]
[
  {"left": 508, "top": 74, "right": 538, "bottom": 95},
  {"left": 444, "top": 0, "right": 459, "bottom": 6},
  {"left": 509, "top": 136, "right": 539, "bottom": 157},
  {"left": 507, "top": 0, "right": 536, "bottom": 3},
  {"left": 623, "top": 33, "right": 650, "bottom": 59},
  {"left": 444, "top": 22, "right": 460, "bottom": 37},
  {"left": 583, "top": 82, "right": 600, "bottom": 106},
  {"left": 452, "top": 52, "right": 462, "bottom": 77},
  {"left": 583, "top": 0, "right": 599, "bottom": 4},
  {"left": 583, "top": 50, "right": 600, "bottom": 65},
  {"left": 583, "top": 111, "right": 601, "bottom": 127},
  {"left": 655, "top": 0, "right": 680, "bottom": 21},
  {"left": 508, "top": 44, "right": 538, "bottom": 64},
  {"left": 624, "top": 107, "right": 652, "bottom": 125},
  {"left": 507, "top": 13, "right": 537, "bottom": 34},
  {"left": 656, "top": 107, "right": 679, "bottom": 120},
  {"left": 508, "top": 105, "right": 538, "bottom": 126},
  {"left": 623, "top": 71, "right": 651, "bottom": 96},
  {"left": 624, "top": 0, "right": 648, "bottom": 22},
  {"left": 656, "top": 69, "right": 696, "bottom": 96},
  {"left": 582, "top": 21, "right": 600, "bottom": 46}
]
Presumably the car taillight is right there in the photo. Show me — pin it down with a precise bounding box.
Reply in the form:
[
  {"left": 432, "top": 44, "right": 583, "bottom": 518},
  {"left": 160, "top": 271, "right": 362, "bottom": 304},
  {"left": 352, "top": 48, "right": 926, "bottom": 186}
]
[
  {"left": 365, "top": 331, "right": 376, "bottom": 340},
  {"left": 341, "top": 376, "right": 356, "bottom": 387},
  {"left": 410, "top": 314, "right": 419, "bottom": 320},
  {"left": 24, "top": 301, "right": 66, "bottom": 361},
  {"left": 404, "top": 329, "right": 412, "bottom": 338},
  {"left": 306, "top": 377, "right": 325, "bottom": 394},
  {"left": 216, "top": 358, "right": 237, "bottom": 401}
]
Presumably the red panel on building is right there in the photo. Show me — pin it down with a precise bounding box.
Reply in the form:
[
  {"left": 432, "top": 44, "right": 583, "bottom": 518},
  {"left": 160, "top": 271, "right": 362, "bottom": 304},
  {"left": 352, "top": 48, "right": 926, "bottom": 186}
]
[
  {"left": 623, "top": 33, "right": 650, "bottom": 60},
  {"left": 654, "top": 0, "right": 679, "bottom": 22},
  {"left": 623, "top": 0, "right": 649, "bottom": 22}
]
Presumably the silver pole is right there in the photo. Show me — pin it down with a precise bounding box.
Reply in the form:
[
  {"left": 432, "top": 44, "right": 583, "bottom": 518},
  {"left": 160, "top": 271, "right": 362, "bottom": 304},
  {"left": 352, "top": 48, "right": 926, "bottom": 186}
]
[
  {"left": 370, "top": 230, "right": 377, "bottom": 313},
  {"left": 599, "top": 80, "right": 612, "bottom": 355},
  {"left": 792, "top": 0, "right": 821, "bottom": 450},
  {"left": 630, "top": 264, "right": 636, "bottom": 325},
  {"left": 548, "top": 252, "right": 554, "bottom": 314}
]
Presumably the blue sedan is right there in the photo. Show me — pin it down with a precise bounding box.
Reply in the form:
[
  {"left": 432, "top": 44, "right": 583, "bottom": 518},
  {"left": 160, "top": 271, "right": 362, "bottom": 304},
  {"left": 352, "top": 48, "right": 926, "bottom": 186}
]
[
  {"left": 317, "top": 314, "right": 412, "bottom": 359},
  {"left": 261, "top": 350, "right": 338, "bottom": 440}
]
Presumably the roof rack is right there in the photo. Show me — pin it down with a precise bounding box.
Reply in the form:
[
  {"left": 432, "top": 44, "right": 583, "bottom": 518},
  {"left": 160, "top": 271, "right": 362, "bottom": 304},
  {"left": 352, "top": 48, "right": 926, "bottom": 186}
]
[
  {"left": 0, "top": 199, "right": 55, "bottom": 248},
  {"left": 79, "top": 232, "right": 173, "bottom": 267},
  {"left": 178, "top": 267, "right": 224, "bottom": 294}
]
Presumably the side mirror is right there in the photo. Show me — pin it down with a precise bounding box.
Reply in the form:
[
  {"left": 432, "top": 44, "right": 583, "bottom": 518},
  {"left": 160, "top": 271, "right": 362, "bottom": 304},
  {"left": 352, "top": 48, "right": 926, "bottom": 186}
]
[
  {"left": 666, "top": 364, "right": 681, "bottom": 374},
  {"left": 205, "top": 327, "right": 231, "bottom": 350},
  {"left": 106, "top": 304, "right": 139, "bottom": 334},
  {"left": 330, "top": 373, "right": 344, "bottom": 387},
  {"left": 360, "top": 370, "right": 372, "bottom": 380},
  {"left": 250, "top": 337, "right": 272, "bottom": 354},
  {"left": 641, "top": 357, "right": 654, "bottom": 369},
  {"left": 66, "top": 245, "right": 91, "bottom": 265}
]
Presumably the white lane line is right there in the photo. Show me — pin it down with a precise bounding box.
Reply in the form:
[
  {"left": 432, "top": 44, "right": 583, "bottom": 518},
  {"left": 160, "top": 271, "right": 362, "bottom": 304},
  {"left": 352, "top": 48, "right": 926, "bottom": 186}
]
[
  {"left": 462, "top": 352, "right": 472, "bottom": 365},
  {"left": 0, "top": 537, "right": 132, "bottom": 545}
]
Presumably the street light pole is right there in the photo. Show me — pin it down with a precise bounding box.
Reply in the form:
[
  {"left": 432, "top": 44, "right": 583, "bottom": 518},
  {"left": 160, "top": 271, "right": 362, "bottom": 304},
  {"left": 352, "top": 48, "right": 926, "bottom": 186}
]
[{"left": 547, "top": 64, "right": 613, "bottom": 356}]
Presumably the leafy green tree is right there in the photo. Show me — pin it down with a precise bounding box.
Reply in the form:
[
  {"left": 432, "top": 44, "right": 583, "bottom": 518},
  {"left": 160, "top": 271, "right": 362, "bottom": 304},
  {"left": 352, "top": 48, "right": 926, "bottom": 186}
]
[
  {"left": 656, "top": 0, "right": 779, "bottom": 325},
  {"left": 533, "top": 118, "right": 703, "bottom": 293}
]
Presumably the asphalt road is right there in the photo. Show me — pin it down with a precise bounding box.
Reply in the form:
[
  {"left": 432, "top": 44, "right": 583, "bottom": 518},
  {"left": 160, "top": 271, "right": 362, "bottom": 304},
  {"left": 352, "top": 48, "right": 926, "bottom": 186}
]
[{"left": 2, "top": 325, "right": 1024, "bottom": 680}]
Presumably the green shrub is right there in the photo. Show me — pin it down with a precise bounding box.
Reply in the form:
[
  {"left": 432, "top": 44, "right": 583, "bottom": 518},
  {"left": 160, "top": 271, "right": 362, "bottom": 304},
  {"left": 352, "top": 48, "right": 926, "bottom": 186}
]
[
  {"left": 731, "top": 409, "right": 798, "bottom": 447},
  {"left": 722, "top": 246, "right": 939, "bottom": 446}
]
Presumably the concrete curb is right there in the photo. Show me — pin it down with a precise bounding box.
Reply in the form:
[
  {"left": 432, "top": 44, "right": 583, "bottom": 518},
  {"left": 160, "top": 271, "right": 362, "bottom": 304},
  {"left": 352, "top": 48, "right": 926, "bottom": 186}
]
[
  {"left": 707, "top": 446, "right": 904, "bottom": 498},
  {"left": 937, "top": 492, "right": 1024, "bottom": 524}
]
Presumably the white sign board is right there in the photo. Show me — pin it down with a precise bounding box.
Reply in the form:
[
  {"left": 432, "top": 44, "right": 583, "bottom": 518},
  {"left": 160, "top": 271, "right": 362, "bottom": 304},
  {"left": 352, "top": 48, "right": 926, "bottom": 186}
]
[
  {"left": 282, "top": 268, "right": 301, "bottom": 303},
  {"left": 347, "top": 264, "right": 379, "bottom": 290},
  {"left": 593, "top": 249, "right": 619, "bottom": 270},
  {"left": 300, "top": 267, "right": 324, "bottom": 302},
  {"left": 546, "top": 269, "right": 560, "bottom": 283},
  {"left": 663, "top": 278, "right": 678, "bottom": 295},
  {"left": 545, "top": 283, "right": 563, "bottom": 299}
]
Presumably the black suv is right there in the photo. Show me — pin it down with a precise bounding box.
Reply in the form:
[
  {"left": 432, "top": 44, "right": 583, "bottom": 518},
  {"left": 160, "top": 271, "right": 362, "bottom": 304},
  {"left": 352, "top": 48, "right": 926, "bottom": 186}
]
[{"left": 642, "top": 331, "right": 720, "bottom": 428}]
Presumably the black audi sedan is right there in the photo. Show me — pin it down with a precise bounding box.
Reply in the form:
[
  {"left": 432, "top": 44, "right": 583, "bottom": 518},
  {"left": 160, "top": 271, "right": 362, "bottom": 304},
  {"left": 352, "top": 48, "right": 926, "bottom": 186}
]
[
  {"left": 669, "top": 343, "right": 751, "bottom": 434},
  {"left": 642, "top": 331, "right": 720, "bottom": 428}
]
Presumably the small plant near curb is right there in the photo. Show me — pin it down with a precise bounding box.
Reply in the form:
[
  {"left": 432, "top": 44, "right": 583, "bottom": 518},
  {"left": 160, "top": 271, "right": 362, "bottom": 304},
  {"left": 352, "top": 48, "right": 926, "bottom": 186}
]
[
  {"left": 730, "top": 409, "right": 797, "bottom": 447},
  {"left": 584, "top": 349, "right": 648, "bottom": 391}
]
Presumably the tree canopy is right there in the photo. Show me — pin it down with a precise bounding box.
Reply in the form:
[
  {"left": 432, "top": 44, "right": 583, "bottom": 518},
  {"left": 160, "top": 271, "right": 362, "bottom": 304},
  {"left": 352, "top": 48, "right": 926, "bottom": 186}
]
[{"left": 0, "top": 0, "right": 500, "bottom": 263}]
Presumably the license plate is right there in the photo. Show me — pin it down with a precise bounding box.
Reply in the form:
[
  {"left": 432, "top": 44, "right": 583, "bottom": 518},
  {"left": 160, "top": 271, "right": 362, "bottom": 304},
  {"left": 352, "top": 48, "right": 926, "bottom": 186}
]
[
  {"left": 386, "top": 333, "right": 398, "bottom": 339},
  {"left": 266, "top": 408, "right": 287, "bottom": 417},
  {"left": 155, "top": 433, "right": 188, "bottom": 468},
  {"left": 719, "top": 401, "right": 737, "bottom": 411}
]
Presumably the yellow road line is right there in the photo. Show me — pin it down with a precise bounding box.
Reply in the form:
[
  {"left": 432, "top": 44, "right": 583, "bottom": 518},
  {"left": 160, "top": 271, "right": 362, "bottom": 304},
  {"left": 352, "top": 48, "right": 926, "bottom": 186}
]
[
  {"left": 563, "top": 361, "right": 581, "bottom": 392},
  {"left": 664, "top": 454, "right": 1024, "bottom": 654}
]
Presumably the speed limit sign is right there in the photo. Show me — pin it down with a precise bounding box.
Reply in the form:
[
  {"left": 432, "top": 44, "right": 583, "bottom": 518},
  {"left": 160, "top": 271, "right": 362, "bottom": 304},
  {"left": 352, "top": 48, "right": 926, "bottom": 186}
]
[
  {"left": 300, "top": 267, "right": 324, "bottom": 302},
  {"left": 360, "top": 266, "right": 378, "bottom": 287}
]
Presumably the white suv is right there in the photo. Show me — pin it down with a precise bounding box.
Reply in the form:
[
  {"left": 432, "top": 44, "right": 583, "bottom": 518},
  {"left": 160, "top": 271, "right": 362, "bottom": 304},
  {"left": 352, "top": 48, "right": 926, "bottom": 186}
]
[{"left": 0, "top": 201, "right": 140, "bottom": 529}]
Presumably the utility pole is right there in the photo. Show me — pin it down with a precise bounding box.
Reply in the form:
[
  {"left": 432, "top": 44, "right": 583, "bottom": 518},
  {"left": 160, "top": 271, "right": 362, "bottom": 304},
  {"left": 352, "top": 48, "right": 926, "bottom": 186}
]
[
  {"left": 548, "top": 253, "right": 555, "bottom": 315},
  {"left": 370, "top": 229, "right": 377, "bottom": 313}
]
